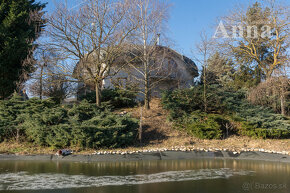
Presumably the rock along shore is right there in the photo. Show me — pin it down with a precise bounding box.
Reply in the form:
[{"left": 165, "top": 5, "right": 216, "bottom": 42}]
[{"left": 0, "top": 149, "right": 289, "bottom": 163}]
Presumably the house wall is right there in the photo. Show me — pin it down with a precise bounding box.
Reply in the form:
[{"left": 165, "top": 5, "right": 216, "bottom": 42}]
[
  {"left": 103, "top": 55, "right": 195, "bottom": 99},
  {"left": 75, "top": 49, "right": 197, "bottom": 100}
]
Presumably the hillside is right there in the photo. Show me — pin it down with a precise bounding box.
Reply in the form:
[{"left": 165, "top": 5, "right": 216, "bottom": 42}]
[
  {"left": 0, "top": 98, "right": 289, "bottom": 155},
  {"left": 118, "top": 98, "right": 290, "bottom": 153}
]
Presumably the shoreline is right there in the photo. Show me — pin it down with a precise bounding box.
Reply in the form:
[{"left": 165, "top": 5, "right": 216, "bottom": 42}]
[{"left": 1, "top": 150, "right": 289, "bottom": 163}]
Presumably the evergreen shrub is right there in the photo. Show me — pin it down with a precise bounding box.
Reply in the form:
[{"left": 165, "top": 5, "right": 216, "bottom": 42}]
[
  {"left": 0, "top": 94, "right": 58, "bottom": 142},
  {"left": 162, "top": 85, "right": 290, "bottom": 139},
  {"left": 79, "top": 88, "right": 137, "bottom": 109},
  {"left": 184, "top": 113, "right": 224, "bottom": 139},
  {"left": 0, "top": 96, "right": 139, "bottom": 148}
]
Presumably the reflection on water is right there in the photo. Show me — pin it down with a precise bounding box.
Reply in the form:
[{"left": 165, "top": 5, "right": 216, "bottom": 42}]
[{"left": 0, "top": 159, "right": 289, "bottom": 193}]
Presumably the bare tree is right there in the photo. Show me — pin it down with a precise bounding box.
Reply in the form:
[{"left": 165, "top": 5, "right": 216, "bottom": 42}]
[
  {"left": 193, "top": 31, "right": 214, "bottom": 113},
  {"left": 28, "top": 47, "right": 76, "bottom": 102},
  {"left": 30, "top": 67, "right": 75, "bottom": 102},
  {"left": 28, "top": 47, "right": 52, "bottom": 99},
  {"left": 126, "top": 0, "right": 171, "bottom": 110},
  {"left": 43, "top": 72, "right": 74, "bottom": 103},
  {"left": 46, "top": 0, "right": 137, "bottom": 106},
  {"left": 248, "top": 66, "right": 290, "bottom": 116}
]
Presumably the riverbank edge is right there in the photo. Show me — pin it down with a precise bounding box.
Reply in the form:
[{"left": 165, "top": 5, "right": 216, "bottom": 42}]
[{"left": 0, "top": 150, "right": 289, "bottom": 163}]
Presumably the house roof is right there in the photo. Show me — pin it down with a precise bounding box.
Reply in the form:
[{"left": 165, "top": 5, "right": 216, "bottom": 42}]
[
  {"left": 73, "top": 45, "right": 198, "bottom": 78},
  {"left": 159, "top": 46, "right": 198, "bottom": 77}
]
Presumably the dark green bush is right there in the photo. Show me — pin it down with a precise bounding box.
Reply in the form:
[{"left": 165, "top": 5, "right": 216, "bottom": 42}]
[
  {"left": 68, "top": 101, "right": 139, "bottom": 148},
  {"left": 102, "top": 88, "right": 137, "bottom": 108},
  {"left": 0, "top": 94, "right": 58, "bottom": 142},
  {"left": 78, "top": 92, "right": 96, "bottom": 104},
  {"left": 24, "top": 106, "right": 68, "bottom": 146},
  {"left": 79, "top": 88, "right": 137, "bottom": 109},
  {"left": 162, "top": 85, "right": 290, "bottom": 139},
  {"left": 0, "top": 95, "right": 139, "bottom": 148},
  {"left": 178, "top": 112, "right": 232, "bottom": 139},
  {"left": 0, "top": 94, "right": 25, "bottom": 141},
  {"left": 81, "top": 114, "right": 138, "bottom": 148},
  {"left": 46, "top": 124, "right": 72, "bottom": 147},
  {"left": 24, "top": 100, "right": 138, "bottom": 148},
  {"left": 161, "top": 85, "right": 225, "bottom": 120},
  {"left": 68, "top": 99, "right": 103, "bottom": 121},
  {"left": 186, "top": 115, "right": 222, "bottom": 139},
  {"left": 236, "top": 121, "right": 290, "bottom": 139}
]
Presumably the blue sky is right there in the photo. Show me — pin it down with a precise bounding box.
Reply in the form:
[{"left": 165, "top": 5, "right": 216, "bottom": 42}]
[
  {"left": 39, "top": 0, "right": 250, "bottom": 57},
  {"left": 168, "top": 0, "right": 242, "bottom": 56}
]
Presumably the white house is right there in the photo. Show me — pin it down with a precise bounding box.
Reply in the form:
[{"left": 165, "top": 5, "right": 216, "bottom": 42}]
[{"left": 73, "top": 45, "right": 198, "bottom": 99}]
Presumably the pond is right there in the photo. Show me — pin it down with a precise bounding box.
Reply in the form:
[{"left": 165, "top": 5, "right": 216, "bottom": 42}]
[{"left": 0, "top": 159, "right": 289, "bottom": 193}]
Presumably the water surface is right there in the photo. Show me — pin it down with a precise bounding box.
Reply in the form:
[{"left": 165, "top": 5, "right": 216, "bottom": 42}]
[{"left": 0, "top": 159, "right": 289, "bottom": 193}]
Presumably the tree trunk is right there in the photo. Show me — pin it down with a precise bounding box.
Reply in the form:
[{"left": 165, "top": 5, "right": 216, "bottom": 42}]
[
  {"left": 139, "top": 104, "right": 143, "bottom": 143},
  {"left": 280, "top": 92, "right": 286, "bottom": 116},
  {"left": 143, "top": 25, "right": 150, "bottom": 110},
  {"left": 16, "top": 128, "right": 20, "bottom": 143},
  {"left": 144, "top": 74, "right": 150, "bottom": 110},
  {"left": 144, "top": 89, "right": 150, "bottom": 110},
  {"left": 39, "top": 65, "right": 44, "bottom": 99},
  {"left": 95, "top": 82, "right": 101, "bottom": 106},
  {"left": 203, "top": 66, "right": 207, "bottom": 113}
]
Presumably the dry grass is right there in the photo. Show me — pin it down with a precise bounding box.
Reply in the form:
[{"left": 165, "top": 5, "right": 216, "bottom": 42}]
[
  {"left": 0, "top": 98, "right": 289, "bottom": 155},
  {"left": 0, "top": 141, "right": 55, "bottom": 155},
  {"left": 120, "top": 98, "right": 191, "bottom": 146}
]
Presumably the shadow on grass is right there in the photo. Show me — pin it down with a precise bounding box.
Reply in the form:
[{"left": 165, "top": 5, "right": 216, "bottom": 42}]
[{"left": 135, "top": 124, "right": 169, "bottom": 146}]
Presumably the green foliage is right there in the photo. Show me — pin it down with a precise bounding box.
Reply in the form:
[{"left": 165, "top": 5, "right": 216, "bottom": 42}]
[
  {"left": 78, "top": 92, "right": 96, "bottom": 103},
  {"left": 231, "top": 1, "right": 277, "bottom": 80},
  {"left": 183, "top": 113, "right": 226, "bottom": 139},
  {"left": 200, "top": 52, "right": 235, "bottom": 87},
  {"left": 0, "top": 93, "right": 25, "bottom": 141},
  {"left": 68, "top": 100, "right": 139, "bottom": 148},
  {"left": 236, "top": 121, "right": 290, "bottom": 139},
  {"left": 0, "top": 93, "right": 58, "bottom": 141},
  {"left": 102, "top": 88, "right": 137, "bottom": 108},
  {"left": 73, "top": 114, "right": 138, "bottom": 148},
  {"left": 221, "top": 89, "right": 289, "bottom": 131},
  {"left": 0, "top": 96, "right": 139, "bottom": 148},
  {"left": 79, "top": 88, "right": 137, "bottom": 109},
  {"left": 0, "top": 0, "right": 46, "bottom": 99},
  {"left": 231, "top": 65, "right": 262, "bottom": 89},
  {"left": 24, "top": 106, "right": 68, "bottom": 146},
  {"left": 200, "top": 52, "right": 263, "bottom": 90},
  {"left": 162, "top": 85, "right": 290, "bottom": 139},
  {"left": 161, "top": 85, "right": 224, "bottom": 120},
  {"left": 46, "top": 124, "right": 72, "bottom": 147}
]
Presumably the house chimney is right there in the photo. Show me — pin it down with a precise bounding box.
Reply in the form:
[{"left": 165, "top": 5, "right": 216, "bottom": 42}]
[{"left": 156, "top": 33, "right": 160, "bottom": 45}]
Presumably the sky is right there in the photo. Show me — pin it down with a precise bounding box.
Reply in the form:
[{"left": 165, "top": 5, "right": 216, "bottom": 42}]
[
  {"left": 168, "top": 0, "right": 242, "bottom": 56},
  {"left": 39, "top": 0, "right": 254, "bottom": 59}
]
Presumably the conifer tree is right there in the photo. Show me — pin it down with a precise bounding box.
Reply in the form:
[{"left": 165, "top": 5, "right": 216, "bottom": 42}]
[{"left": 0, "top": 0, "right": 46, "bottom": 99}]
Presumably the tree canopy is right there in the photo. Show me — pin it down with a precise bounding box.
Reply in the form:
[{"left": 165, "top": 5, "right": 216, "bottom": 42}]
[{"left": 0, "top": 0, "right": 46, "bottom": 99}]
